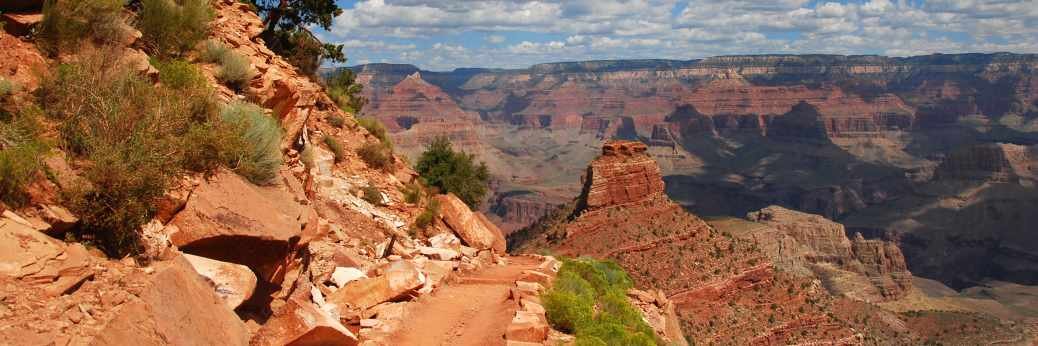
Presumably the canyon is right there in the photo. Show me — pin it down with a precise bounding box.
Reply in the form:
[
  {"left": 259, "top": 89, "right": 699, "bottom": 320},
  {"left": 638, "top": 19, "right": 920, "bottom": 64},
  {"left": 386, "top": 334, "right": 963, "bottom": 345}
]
[{"left": 347, "top": 53, "right": 1038, "bottom": 302}]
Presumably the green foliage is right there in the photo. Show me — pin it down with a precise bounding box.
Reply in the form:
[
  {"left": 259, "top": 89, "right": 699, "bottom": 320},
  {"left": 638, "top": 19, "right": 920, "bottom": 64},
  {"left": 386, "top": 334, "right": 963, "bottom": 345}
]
[
  {"left": 326, "top": 68, "right": 366, "bottom": 114},
  {"left": 37, "top": 0, "right": 126, "bottom": 55},
  {"left": 215, "top": 50, "right": 255, "bottom": 92},
  {"left": 245, "top": 0, "right": 344, "bottom": 75},
  {"left": 153, "top": 59, "right": 208, "bottom": 90},
  {"left": 323, "top": 135, "right": 344, "bottom": 163},
  {"left": 326, "top": 114, "right": 345, "bottom": 128},
  {"left": 0, "top": 78, "right": 14, "bottom": 98},
  {"left": 401, "top": 181, "right": 423, "bottom": 204},
  {"left": 0, "top": 107, "right": 48, "bottom": 208},
  {"left": 357, "top": 141, "right": 392, "bottom": 171},
  {"left": 543, "top": 258, "right": 658, "bottom": 346},
  {"left": 361, "top": 184, "right": 383, "bottom": 206},
  {"left": 138, "top": 0, "right": 213, "bottom": 58},
  {"left": 414, "top": 197, "right": 440, "bottom": 229},
  {"left": 221, "top": 101, "right": 282, "bottom": 184},
  {"left": 356, "top": 116, "right": 390, "bottom": 147},
  {"left": 36, "top": 51, "right": 273, "bottom": 257},
  {"left": 199, "top": 39, "right": 231, "bottom": 63},
  {"left": 415, "top": 136, "right": 489, "bottom": 208}
]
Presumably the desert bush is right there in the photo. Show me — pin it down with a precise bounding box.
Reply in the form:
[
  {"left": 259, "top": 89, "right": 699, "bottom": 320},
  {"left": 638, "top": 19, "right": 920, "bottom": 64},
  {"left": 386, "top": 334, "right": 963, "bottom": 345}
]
[
  {"left": 38, "top": 52, "right": 249, "bottom": 256},
  {"left": 0, "top": 78, "right": 14, "bottom": 98},
  {"left": 401, "top": 181, "right": 423, "bottom": 204},
  {"left": 37, "top": 0, "right": 126, "bottom": 55},
  {"left": 361, "top": 184, "right": 383, "bottom": 206},
  {"left": 414, "top": 197, "right": 440, "bottom": 229},
  {"left": 357, "top": 141, "right": 392, "bottom": 170},
  {"left": 199, "top": 39, "right": 231, "bottom": 63},
  {"left": 323, "top": 135, "right": 344, "bottom": 163},
  {"left": 216, "top": 50, "right": 255, "bottom": 91},
  {"left": 152, "top": 58, "right": 208, "bottom": 90},
  {"left": 220, "top": 101, "right": 282, "bottom": 184},
  {"left": 543, "top": 258, "right": 658, "bottom": 345},
  {"left": 326, "top": 114, "right": 345, "bottom": 128},
  {"left": 0, "top": 107, "right": 48, "bottom": 208},
  {"left": 415, "top": 136, "right": 489, "bottom": 208},
  {"left": 138, "top": 0, "right": 213, "bottom": 57},
  {"left": 357, "top": 116, "right": 391, "bottom": 148},
  {"left": 300, "top": 143, "right": 316, "bottom": 168}
]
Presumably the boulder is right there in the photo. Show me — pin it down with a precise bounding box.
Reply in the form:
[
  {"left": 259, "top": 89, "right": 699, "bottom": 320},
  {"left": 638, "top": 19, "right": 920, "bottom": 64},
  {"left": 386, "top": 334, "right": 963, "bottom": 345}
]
[
  {"left": 0, "top": 213, "right": 64, "bottom": 277},
  {"left": 183, "top": 254, "right": 258, "bottom": 310},
  {"left": 434, "top": 193, "right": 506, "bottom": 253},
  {"left": 168, "top": 170, "right": 307, "bottom": 282},
  {"left": 327, "top": 261, "right": 425, "bottom": 311},
  {"left": 90, "top": 256, "right": 251, "bottom": 346},
  {"left": 505, "top": 311, "right": 549, "bottom": 343},
  {"left": 251, "top": 297, "right": 358, "bottom": 346}
]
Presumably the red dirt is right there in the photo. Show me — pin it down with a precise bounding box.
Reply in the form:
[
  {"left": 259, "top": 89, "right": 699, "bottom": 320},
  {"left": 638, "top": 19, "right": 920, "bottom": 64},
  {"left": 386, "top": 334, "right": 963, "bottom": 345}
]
[{"left": 386, "top": 256, "right": 542, "bottom": 346}]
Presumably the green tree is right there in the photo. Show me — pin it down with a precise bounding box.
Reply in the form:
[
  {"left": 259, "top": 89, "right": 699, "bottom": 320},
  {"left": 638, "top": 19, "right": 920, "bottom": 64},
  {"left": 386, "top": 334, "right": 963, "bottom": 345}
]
[
  {"left": 325, "top": 68, "right": 366, "bottom": 114},
  {"left": 244, "top": 0, "right": 345, "bottom": 75},
  {"left": 415, "top": 136, "right": 489, "bottom": 208}
]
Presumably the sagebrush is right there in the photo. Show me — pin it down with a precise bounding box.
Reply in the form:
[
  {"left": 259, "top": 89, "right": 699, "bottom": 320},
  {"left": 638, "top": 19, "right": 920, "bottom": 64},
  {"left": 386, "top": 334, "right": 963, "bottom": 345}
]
[
  {"left": 37, "top": 0, "right": 126, "bottom": 55},
  {"left": 138, "top": 0, "right": 212, "bottom": 57}
]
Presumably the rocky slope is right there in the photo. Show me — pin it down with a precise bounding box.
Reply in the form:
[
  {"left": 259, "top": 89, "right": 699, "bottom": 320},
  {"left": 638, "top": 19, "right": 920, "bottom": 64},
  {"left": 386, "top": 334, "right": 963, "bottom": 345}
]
[
  {"left": 0, "top": 2, "right": 587, "bottom": 345},
  {"left": 510, "top": 141, "right": 1037, "bottom": 345}
]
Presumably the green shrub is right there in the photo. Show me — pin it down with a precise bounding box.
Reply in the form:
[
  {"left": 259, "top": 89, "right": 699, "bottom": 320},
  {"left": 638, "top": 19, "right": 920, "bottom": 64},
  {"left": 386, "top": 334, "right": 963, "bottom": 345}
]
[
  {"left": 138, "top": 0, "right": 213, "bottom": 57},
  {"left": 357, "top": 116, "right": 391, "bottom": 148},
  {"left": 153, "top": 59, "right": 208, "bottom": 90},
  {"left": 415, "top": 136, "right": 489, "bottom": 208},
  {"left": 37, "top": 0, "right": 126, "bottom": 55},
  {"left": 199, "top": 39, "right": 231, "bottom": 63},
  {"left": 220, "top": 101, "right": 282, "bottom": 184},
  {"left": 543, "top": 258, "right": 658, "bottom": 346},
  {"left": 215, "top": 51, "right": 255, "bottom": 91},
  {"left": 415, "top": 198, "right": 440, "bottom": 229},
  {"left": 327, "top": 114, "right": 345, "bottom": 128},
  {"left": 401, "top": 181, "right": 423, "bottom": 204},
  {"left": 0, "top": 107, "right": 48, "bottom": 208},
  {"left": 357, "top": 141, "right": 392, "bottom": 170},
  {"left": 361, "top": 184, "right": 384, "bottom": 206},
  {"left": 323, "top": 135, "right": 344, "bottom": 163},
  {"left": 326, "top": 68, "right": 367, "bottom": 113},
  {"left": 0, "top": 78, "right": 14, "bottom": 98}
]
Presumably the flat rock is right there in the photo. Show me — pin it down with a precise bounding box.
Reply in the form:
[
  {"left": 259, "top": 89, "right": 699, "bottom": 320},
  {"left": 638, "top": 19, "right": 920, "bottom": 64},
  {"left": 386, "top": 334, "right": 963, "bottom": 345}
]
[
  {"left": 184, "top": 254, "right": 258, "bottom": 310},
  {"left": 251, "top": 297, "right": 358, "bottom": 346},
  {"left": 168, "top": 169, "right": 306, "bottom": 281},
  {"left": 331, "top": 267, "right": 368, "bottom": 288},
  {"left": 327, "top": 261, "right": 425, "bottom": 311},
  {"left": 505, "top": 311, "right": 549, "bottom": 343},
  {"left": 90, "top": 256, "right": 250, "bottom": 346}
]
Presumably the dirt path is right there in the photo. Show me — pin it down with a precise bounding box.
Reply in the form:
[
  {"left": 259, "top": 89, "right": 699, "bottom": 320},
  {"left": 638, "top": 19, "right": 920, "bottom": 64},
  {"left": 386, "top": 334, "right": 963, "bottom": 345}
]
[{"left": 387, "top": 256, "right": 542, "bottom": 346}]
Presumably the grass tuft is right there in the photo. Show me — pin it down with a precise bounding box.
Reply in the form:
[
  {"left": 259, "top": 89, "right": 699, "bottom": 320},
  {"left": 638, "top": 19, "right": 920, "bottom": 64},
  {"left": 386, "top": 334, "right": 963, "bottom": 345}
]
[{"left": 138, "top": 0, "right": 212, "bottom": 57}]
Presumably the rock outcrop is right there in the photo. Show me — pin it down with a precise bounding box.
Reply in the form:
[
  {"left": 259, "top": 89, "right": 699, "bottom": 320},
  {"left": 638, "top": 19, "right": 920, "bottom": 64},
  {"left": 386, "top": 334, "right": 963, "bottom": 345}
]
[
  {"left": 747, "top": 205, "right": 912, "bottom": 301},
  {"left": 935, "top": 143, "right": 1036, "bottom": 182},
  {"left": 167, "top": 170, "right": 308, "bottom": 283},
  {"left": 577, "top": 140, "right": 666, "bottom": 213}
]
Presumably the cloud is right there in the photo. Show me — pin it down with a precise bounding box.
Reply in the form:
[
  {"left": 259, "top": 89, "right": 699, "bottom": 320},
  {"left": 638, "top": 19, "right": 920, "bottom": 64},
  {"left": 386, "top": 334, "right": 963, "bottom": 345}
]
[{"left": 317, "top": 0, "right": 1038, "bottom": 70}]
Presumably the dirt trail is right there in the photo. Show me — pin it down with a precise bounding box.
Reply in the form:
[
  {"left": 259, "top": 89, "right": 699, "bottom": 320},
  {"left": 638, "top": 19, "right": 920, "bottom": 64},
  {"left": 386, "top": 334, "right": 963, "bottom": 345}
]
[{"left": 387, "top": 256, "right": 543, "bottom": 346}]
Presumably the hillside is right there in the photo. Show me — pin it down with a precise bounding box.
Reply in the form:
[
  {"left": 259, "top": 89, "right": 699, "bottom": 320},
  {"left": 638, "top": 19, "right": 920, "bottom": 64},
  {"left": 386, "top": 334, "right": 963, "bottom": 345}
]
[{"left": 509, "top": 140, "right": 1036, "bottom": 345}]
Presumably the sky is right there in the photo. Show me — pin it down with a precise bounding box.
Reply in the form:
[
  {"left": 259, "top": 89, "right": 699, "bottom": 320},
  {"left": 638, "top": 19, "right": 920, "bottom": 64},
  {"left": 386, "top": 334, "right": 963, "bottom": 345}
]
[{"left": 312, "top": 0, "right": 1038, "bottom": 71}]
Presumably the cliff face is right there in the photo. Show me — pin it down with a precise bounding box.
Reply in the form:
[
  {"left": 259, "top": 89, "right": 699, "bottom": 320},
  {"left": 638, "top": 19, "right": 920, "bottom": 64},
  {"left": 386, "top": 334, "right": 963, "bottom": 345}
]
[
  {"left": 747, "top": 206, "right": 912, "bottom": 301},
  {"left": 576, "top": 141, "right": 666, "bottom": 212},
  {"left": 935, "top": 143, "right": 1036, "bottom": 182}
]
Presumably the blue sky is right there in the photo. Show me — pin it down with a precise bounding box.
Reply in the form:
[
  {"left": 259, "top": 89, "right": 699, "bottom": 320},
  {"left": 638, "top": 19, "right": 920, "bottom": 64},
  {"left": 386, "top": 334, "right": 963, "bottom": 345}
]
[{"left": 312, "top": 0, "right": 1038, "bottom": 71}]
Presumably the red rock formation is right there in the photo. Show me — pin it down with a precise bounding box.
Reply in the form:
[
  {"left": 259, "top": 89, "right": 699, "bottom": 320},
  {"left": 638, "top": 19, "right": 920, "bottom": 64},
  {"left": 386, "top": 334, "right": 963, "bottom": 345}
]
[
  {"left": 577, "top": 140, "right": 666, "bottom": 213},
  {"left": 747, "top": 205, "right": 912, "bottom": 301}
]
